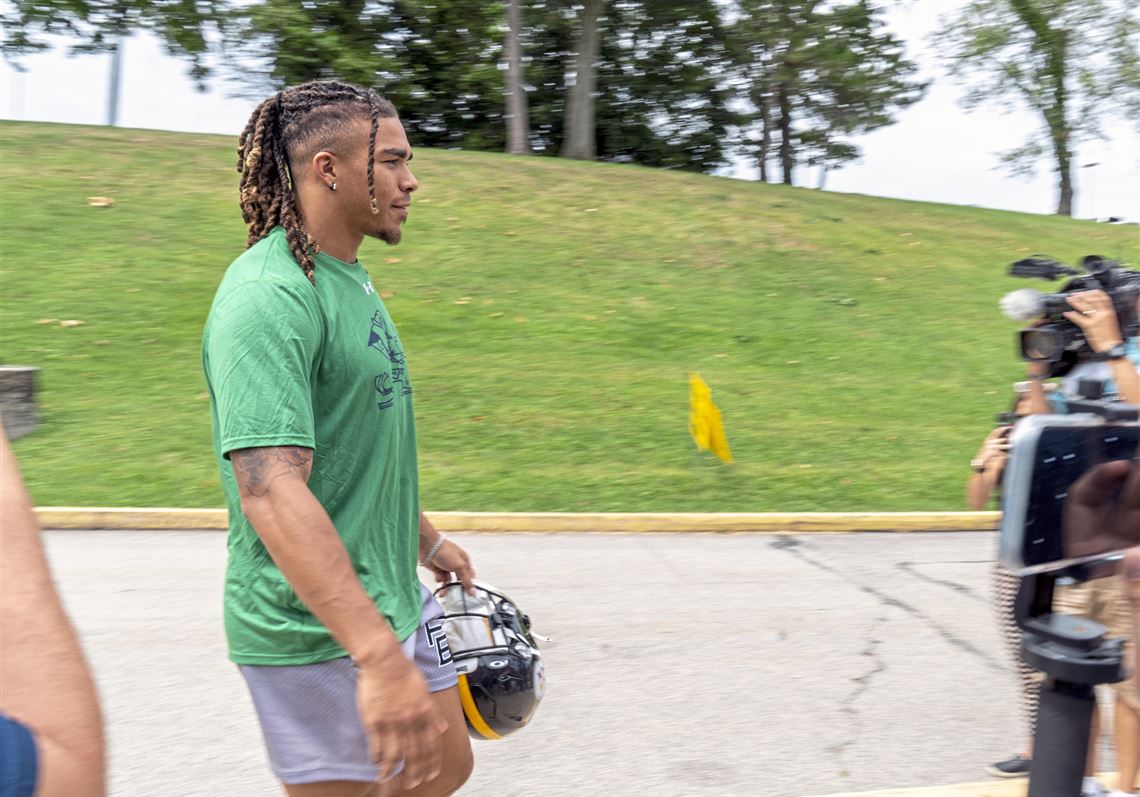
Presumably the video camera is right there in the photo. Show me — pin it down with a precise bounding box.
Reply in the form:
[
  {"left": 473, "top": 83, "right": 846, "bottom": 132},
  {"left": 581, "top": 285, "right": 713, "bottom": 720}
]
[{"left": 999, "top": 255, "right": 1140, "bottom": 369}]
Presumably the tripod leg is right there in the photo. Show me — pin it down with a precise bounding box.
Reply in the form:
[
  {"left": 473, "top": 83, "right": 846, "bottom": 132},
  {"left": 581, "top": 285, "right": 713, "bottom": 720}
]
[{"left": 1029, "top": 678, "right": 1095, "bottom": 797}]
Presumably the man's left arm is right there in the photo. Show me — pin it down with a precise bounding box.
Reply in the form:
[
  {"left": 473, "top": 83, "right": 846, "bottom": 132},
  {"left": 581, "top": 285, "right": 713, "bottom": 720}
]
[{"left": 419, "top": 513, "right": 477, "bottom": 594}]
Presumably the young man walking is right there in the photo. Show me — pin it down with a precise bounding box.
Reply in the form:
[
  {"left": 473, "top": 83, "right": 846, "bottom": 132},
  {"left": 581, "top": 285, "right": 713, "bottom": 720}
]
[{"left": 203, "top": 81, "right": 476, "bottom": 797}]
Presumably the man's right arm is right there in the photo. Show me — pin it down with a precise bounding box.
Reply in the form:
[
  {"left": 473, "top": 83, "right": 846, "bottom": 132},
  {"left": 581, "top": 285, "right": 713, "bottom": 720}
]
[
  {"left": 230, "top": 446, "right": 398, "bottom": 663},
  {"left": 230, "top": 446, "right": 446, "bottom": 787}
]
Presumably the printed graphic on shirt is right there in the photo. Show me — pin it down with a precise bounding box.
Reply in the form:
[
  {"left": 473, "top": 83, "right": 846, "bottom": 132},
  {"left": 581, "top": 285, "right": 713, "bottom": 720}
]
[
  {"left": 367, "top": 310, "right": 412, "bottom": 411},
  {"left": 426, "top": 619, "right": 453, "bottom": 667}
]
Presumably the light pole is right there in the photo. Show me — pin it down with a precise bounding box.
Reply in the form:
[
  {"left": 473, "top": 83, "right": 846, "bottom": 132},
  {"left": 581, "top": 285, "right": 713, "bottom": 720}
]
[
  {"left": 1081, "top": 162, "right": 1100, "bottom": 221},
  {"left": 107, "top": 38, "right": 122, "bottom": 127}
]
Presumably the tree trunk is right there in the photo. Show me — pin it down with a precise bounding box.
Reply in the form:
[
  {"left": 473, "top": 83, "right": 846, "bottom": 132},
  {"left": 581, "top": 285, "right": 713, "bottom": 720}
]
[
  {"left": 778, "top": 81, "right": 793, "bottom": 185},
  {"left": 1048, "top": 36, "right": 1072, "bottom": 216},
  {"left": 757, "top": 86, "right": 772, "bottom": 182},
  {"left": 1055, "top": 140, "right": 1073, "bottom": 216},
  {"left": 562, "top": 0, "right": 606, "bottom": 160},
  {"left": 505, "top": 0, "right": 530, "bottom": 154},
  {"left": 1010, "top": 0, "right": 1073, "bottom": 217}
]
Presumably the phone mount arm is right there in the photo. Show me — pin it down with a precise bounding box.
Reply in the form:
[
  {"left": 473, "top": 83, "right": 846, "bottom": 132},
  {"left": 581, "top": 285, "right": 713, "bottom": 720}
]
[{"left": 1014, "top": 574, "right": 1125, "bottom": 796}]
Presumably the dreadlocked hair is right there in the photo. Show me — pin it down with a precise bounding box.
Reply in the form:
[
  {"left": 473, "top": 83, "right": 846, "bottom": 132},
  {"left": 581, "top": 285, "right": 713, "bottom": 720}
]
[{"left": 236, "top": 80, "right": 397, "bottom": 284}]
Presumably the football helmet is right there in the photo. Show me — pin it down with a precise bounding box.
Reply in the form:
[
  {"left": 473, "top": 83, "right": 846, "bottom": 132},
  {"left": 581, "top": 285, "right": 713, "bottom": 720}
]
[{"left": 434, "top": 580, "right": 545, "bottom": 740}]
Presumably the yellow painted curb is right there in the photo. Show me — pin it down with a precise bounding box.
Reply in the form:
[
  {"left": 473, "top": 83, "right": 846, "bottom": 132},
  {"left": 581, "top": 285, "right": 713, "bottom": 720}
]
[
  {"left": 428, "top": 511, "right": 999, "bottom": 533},
  {"left": 34, "top": 508, "right": 1000, "bottom": 533},
  {"left": 35, "top": 507, "right": 228, "bottom": 530}
]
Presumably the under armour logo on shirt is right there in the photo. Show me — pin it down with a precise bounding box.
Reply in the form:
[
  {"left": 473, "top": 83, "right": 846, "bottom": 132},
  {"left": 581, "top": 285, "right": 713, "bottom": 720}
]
[{"left": 363, "top": 281, "right": 376, "bottom": 295}]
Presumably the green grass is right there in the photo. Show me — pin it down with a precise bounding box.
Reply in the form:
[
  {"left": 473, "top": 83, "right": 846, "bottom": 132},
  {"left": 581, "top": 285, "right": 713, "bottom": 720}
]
[{"left": 2, "top": 120, "right": 1137, "bottom": 511}]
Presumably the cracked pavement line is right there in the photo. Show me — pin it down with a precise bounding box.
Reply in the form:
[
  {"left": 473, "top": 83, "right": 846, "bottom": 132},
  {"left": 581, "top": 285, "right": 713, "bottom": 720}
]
[
  {"left": 895, "top": 561, "right": 988, "bottom": 604},
  {"left": 827, "top": 616, "right": 889, "bottom": 765},
  {"left": 769, "top": 536, "right": 1005, "bottom": 672}
]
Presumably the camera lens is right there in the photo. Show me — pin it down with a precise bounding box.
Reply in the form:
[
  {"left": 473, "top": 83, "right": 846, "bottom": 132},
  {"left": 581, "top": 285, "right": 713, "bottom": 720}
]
[{"left": 1023, "top": 327, "right": 1064, "bottom": 361}]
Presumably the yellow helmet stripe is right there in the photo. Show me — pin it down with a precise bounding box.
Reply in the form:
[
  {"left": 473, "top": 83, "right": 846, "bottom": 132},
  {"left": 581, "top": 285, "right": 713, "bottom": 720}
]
[{"left": 457, "top": 673, "right": 503, "bottom": 740}]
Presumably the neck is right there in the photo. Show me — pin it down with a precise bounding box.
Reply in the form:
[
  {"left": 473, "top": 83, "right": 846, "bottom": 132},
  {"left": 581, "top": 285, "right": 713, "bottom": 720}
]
[
  {"left": 296, "top": 190, "right": 363, "bottom": 263},
  {"left": 307, "top": 217, "right": 363, "bottom": 264}
]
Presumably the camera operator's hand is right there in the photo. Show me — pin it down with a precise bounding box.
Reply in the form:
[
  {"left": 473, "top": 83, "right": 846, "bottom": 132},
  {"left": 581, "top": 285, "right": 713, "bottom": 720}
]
[
  {"left": 1063, "top": 458, "right": 1140, "bottom": 560},
  {"left": 966, "top": 426, "right": 1011, "bottom": 510},
  {"left": 1062, "top": 290, "right": 1124, "bottom": 354},
  {"left": 973, "top": 426, "right": 1011, "bottom": 472}
]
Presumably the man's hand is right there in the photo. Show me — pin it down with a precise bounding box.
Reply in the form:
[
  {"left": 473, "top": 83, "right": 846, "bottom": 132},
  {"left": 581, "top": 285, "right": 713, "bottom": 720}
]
[
  {"left": 426, "top": 539, "right": 477, "bottom": 595},
  {"left": 357, "top": 651, "right": 447, "bottom": 789},
  {"left": 1062, "top": 290, "right": 1125, "bottom": 353},
  {"left": 420, "top": 514, "right": 477, "bottom": 595}
]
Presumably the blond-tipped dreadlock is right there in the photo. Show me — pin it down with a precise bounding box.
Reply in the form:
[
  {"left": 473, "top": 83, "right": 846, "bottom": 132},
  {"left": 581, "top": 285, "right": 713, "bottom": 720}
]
[{"left": 236, "top": 80, "right": 397, "bottom": 284}]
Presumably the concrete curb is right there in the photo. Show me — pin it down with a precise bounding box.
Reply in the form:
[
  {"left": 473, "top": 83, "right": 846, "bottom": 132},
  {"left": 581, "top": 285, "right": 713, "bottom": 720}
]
[
  {"left": 34, "top": 508, "right": 1000, "bottom": 533},
  {"left": 799, "top": 782, "right": 1024, "bottom": 797},
  {"left": 800, "top": 772, "right": 1128, "bottom": 797}
]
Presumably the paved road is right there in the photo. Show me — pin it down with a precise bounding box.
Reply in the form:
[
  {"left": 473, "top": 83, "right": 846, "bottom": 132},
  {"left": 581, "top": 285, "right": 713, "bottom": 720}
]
[{"left": 41, "top": 530, "right": 1075, "bottom": 797}]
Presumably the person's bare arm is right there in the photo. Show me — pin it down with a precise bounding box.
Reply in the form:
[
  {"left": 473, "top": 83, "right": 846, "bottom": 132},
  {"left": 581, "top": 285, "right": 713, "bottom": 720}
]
[
  {"left": 1108, "top": 356, "right": 1140, "bottom": 405},
  {"left": 966, "top": 428, "right": 1008, "bottom": 510},
  {"left": 1023, "top": 378, "right": 1054, "bottom": 415},
  {"left": 231, "top": 446, "right": 446, "bottom": 787},
  {"left": 0, "top": 430, "right": 105, "bottom": 797},
  {"left": 232, "top": 446, "right": 398, "bottom": 662}
]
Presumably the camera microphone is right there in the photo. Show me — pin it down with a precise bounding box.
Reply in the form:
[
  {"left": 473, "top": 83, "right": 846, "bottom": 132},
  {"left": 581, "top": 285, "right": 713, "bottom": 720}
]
[{"left": 1000, "top": 288, "right": 1047, "bottom": 321}]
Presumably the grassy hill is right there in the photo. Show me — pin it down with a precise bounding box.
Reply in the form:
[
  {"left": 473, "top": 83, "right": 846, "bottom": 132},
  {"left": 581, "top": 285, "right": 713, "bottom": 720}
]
[{"left": 1, "top": 120, "right": 1137, "bottom": 511}]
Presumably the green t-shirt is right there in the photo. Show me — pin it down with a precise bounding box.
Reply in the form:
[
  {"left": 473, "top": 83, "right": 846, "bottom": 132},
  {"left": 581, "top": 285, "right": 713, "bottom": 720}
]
[{"left": 202, "top": 227, "right": 421, "bottom": 665}]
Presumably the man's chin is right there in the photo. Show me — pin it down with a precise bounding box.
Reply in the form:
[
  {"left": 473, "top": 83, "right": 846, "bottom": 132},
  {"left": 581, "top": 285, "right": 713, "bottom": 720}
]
[{"left": 377, "top": 228, "right": 402, "bottom": 245}]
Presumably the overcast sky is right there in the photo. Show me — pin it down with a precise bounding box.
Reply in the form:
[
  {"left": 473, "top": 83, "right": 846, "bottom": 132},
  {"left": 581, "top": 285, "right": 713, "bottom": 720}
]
[{"left": 2, "top": 0, "right": 1137, "bottom": 221}]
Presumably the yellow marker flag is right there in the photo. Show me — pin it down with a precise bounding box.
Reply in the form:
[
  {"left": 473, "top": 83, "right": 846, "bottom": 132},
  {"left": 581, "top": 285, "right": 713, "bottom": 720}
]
[{"left": 689, "top": 373, "right": 733, "bottom": 464}]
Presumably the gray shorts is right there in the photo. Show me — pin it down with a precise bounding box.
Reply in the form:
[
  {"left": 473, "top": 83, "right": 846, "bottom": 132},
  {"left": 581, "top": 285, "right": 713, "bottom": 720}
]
[{"left": 239, "top": 584, "right": 458, "bottom": 785}]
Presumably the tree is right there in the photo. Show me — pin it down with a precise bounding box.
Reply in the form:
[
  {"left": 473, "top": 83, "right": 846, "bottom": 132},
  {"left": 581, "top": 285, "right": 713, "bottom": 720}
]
[
  {"left": 729, "top": 1, "right": 779, "bottom": 181},
  {"left": 505, "top": 0, "right": 531, "bottom": 153},
  {"left": 593, "top": 0, "right": 739, "bottom": 171},
  {"left": 732, "top": 0, "right": 925, "bottom": 186},
  {"left": 526, "top": 0, "right": 737, "bottom": 170},
  {"left": 936, "top": 0, "right": 1140, "bottom": 216},
  {"left": 561, "top": 0, "right": 607, "bottom": 159},
  {"left": 222, "top": 0, "right": 506, "bottom": 150},
  {"left": 1, "top": 0, "right": 217, "bottom": 125}
]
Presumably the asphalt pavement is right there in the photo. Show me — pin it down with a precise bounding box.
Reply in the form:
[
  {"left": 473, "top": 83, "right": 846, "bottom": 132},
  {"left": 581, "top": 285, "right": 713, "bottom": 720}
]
[{"left": 41, "top": 530, "right": 1064, "bottom": 797}]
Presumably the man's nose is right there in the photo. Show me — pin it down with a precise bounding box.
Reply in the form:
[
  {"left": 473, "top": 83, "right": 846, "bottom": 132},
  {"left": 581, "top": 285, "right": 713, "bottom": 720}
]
[{"left": 402, "top": 167, "right": 418, "bottom": 193}]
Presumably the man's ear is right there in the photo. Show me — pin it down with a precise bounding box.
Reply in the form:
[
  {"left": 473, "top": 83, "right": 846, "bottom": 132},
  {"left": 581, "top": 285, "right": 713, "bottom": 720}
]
[{"left": 312, "top": 150, "right": 337, "bottom": 189}]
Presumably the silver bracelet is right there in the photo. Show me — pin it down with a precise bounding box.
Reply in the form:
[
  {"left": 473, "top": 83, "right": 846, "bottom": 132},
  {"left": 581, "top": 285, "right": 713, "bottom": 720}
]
[{"left": 421, "top": 534, "right": 447, "bottom": 567}]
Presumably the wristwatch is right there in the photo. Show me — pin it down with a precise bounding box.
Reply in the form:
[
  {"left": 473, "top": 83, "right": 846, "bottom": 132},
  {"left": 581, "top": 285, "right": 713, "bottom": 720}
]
[
  {"left": 971, "top": 458, "right": 987, "bottom": 474},
  {"left": 1098, "top": 342, "right": 1128, "bottom": 361}
]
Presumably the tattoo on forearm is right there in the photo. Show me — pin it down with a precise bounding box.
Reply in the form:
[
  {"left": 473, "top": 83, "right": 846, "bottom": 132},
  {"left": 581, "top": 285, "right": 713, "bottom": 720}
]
[{"left": 231, "top": 446, "right": 313, "bottom": 498}]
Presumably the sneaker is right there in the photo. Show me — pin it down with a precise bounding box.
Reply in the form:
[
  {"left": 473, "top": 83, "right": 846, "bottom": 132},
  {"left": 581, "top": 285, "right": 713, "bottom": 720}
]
[
  {"left": 1083, "top": 778, "right": 1108, "bottom": 797},
  {"left": 986, "top": 755, "right": 1031, "bottom": 778}
]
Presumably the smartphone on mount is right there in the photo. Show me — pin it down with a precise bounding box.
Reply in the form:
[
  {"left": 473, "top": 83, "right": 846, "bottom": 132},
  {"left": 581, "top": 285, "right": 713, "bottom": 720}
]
[{"left": 999, "top": 411, "right": 1140, "bottom": 576}]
